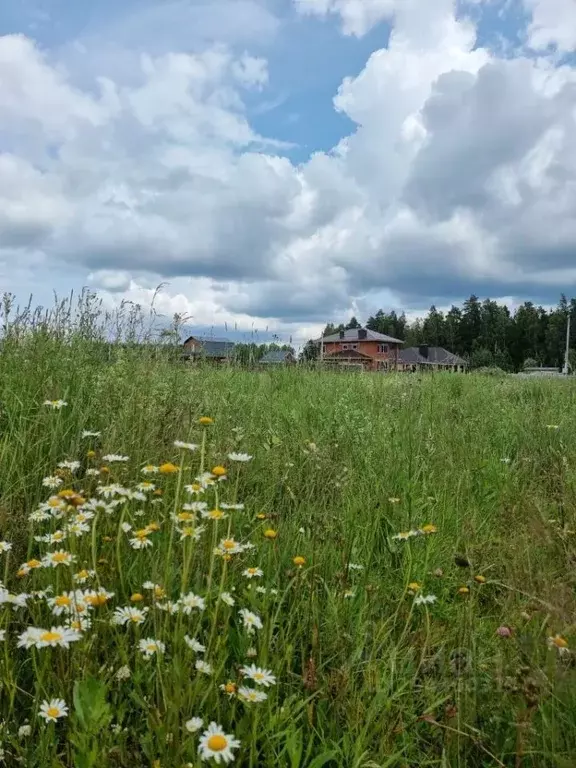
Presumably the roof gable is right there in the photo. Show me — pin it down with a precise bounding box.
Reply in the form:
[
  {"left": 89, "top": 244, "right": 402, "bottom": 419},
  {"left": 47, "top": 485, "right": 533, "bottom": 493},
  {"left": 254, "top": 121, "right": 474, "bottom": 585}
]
[
  {"left": 261, "top": 350, "right": 294, "bottom": 363},
  {"left": 321, "top": 328, "right": 404, "bottom": 344}
]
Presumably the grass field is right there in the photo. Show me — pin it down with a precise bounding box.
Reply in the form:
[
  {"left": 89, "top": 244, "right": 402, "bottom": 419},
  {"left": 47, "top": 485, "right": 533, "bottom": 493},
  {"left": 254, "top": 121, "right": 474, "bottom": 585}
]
[{"left": 2, "top": 319, "right": 576, "bottom": 766}]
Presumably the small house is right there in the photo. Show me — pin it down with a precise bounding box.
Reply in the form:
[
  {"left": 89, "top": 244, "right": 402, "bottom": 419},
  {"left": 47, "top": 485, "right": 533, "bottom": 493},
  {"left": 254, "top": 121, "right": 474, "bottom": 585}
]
[
  {"left": 260, "top": 350, "right": 296, "bottom": 365},
  {"left": 397, "top": 345, "right": 467, "bottom": 372},
  {"left": 182, "top": 336, "right": 235, "bottom": 363}
]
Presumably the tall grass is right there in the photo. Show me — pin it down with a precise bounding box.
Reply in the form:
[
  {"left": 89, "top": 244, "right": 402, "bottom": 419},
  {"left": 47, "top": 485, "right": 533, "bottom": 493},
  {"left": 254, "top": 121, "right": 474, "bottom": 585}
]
[{"left": 0, "top": 293, "right": 576, "bottom": 766}]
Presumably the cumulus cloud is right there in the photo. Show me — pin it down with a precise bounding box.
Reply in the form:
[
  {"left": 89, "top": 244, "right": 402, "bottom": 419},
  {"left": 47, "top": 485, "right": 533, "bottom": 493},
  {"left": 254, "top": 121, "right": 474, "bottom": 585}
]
[
  {"left": 293, "top": 0, "right": 399, "bottom": 36},
  {"left": 524, "top": 0, "right": 576, "bottom": 53},
  {"left": 1, "top": 0, "right": 576, "bottom": 334}
]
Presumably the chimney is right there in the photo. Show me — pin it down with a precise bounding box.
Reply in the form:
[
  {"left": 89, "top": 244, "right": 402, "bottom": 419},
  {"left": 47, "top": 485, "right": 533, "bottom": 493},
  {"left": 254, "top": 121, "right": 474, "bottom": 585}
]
[
  {"left": 339, "top": 329, "right": 345, "bottom": 339},
  {"left": 419, "top": 344, "right": 429, "bottom": 359},
  {"left": 358, "top": 328, "right": 367, "bottom": 340}
]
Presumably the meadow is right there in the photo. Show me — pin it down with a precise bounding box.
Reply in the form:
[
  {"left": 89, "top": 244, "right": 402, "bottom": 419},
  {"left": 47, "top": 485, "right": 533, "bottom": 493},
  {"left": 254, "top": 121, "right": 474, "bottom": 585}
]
[{"left": 1, "top": 299, "right": 576, "bottom": 766}]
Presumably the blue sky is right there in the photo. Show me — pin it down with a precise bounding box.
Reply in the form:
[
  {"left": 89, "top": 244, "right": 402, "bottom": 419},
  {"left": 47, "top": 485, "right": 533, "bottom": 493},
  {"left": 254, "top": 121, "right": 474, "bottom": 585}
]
[{"left": 1, "top": 0, "right": 576, "bottom": 342}]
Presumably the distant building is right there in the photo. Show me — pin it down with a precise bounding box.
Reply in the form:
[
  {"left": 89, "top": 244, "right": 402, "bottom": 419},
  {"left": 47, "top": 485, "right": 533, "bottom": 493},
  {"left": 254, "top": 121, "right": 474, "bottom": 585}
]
[
  {"left": 260, "top": 349, "right": 296, "bottom": 365},
  {"left": 397, "top": 345, "right": 468, "bottom": 372},
  {"left": 320, "top": 328, "right": 404, "bottom": 371},
  {"left": 182, "top": 336, "right": 235, "bottom": 363}
]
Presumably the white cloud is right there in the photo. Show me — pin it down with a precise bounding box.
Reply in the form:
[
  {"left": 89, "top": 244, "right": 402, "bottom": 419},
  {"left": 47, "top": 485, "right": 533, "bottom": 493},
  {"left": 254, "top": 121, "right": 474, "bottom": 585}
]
[
  {"left": 2, "top": 0, "right": 576, "bottom": 338},
  {"left": 524, "top": 0, "right": 576, "bottom": 53},
  {"left": 294, "top": 0, "right": 398, "bottom": 36}
]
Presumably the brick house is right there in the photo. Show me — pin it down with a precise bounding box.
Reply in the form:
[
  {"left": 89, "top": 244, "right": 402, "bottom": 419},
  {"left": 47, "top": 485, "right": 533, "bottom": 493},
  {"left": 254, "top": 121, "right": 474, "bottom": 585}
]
[
  {"left": 320, "top": 328, "right": 404, "bottom": 371},
  {"left": 182, "top": 336, "right": 235, "bottom": 363}
]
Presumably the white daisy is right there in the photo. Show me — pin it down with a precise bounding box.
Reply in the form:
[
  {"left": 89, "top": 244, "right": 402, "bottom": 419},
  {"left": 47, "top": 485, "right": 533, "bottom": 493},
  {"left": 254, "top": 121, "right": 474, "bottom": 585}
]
[
  {"left": 241, "top": 664, "right": 276, "bottom": 687},
  {"left": 227, "top": 453, "right": 252, "bottom": 462},
  {"left": 19, "top": 625, "right": 81, "bottom": 649},
  {"left": 42, "top": 476, "right": 63, "bottom": 489},
  {"left": 85, "top": 468, "right": 100, "bottom": 477},
  {"left": 195, "top": 659, "right": 213, "bottom": 675},
  {"left": 184, "top": 635, "right": 206, "bottom": 653},
  {"left": 242, "top": 568, "right": 263, "bottom": 579},
  {"left": 130, "top": 536, "right": 153, "bottom": 550},
  {"left": 238, "top": 609, "right": 263, "bottom": 634},
  {"left": 220, "top": 503, "right": 244, "bottom": 510},
  {"left": 180, "top": 592, "right": 206, "bottom": 614},
  {"left": 82, "top": 430, "right": 101, "bottom": 438},
  {"left": 238, "top": 686, "right": 267, "bottom": 703},
  {"left": 198, "top": 722, "right": 240, "bottom": 764},
  {"left": 120, "top": 523, "right": 132, "bottom": 533},
  {"left": 43, "top": 400, "right": 67, "bottom": 410},
  {"left": 39, "top": 698, "right": 68, "bottom": 722},
  {"left": 112, "top": 606, "right": 149, "bottom": 625},
  {"left": 220, "top": 592, "right": 235, "bottom": 607},
  {"left": 414, "top": 594, "right": 437, "bottom": 606},
  {"left": 102, "top": 454, "right": 129, "bottom": 463},
  {"left": 174, "top": 441, "right": 199, "bottom": 451},
  {"left": 141, "top": 465, "right": 159, "bottom": 475},
  {"left": 182, "top": 502, "right": 208, "bottom": 512},
  {"left": 115, "top": 665, "right": 131, "bottom": 681},
  {"left": 185, "top": 717, "right": 204, "bottom": 733},
  {"left": 18, "top": 724, "right": 32, "bottom": 737},
  {"left": 42, "top": 550, "right": 75, "bottom": 568},
  {"left": 0, "top": 541, "right": 12, "bottom": 553},
  {"left": 136, "top": 482, "right": 156, "bottom": 493},
  {"left": 57, "top": 460, "right": 81, "bottom": 473},
  {"left": 138, "top": 638, "right": 166, "bottom": 657}
]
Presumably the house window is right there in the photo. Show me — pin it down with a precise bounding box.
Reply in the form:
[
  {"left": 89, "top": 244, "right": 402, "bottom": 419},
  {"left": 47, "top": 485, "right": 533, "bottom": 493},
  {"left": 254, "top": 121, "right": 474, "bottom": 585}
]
[
  {"left": 378, "top": 344, "right": 389, "bottom": 354},
  {"left": 350, "top": 343, "right": 358, "bottom": 350},
  {"left": 342, "top": 344, "right": 349, "bottom": 350}
]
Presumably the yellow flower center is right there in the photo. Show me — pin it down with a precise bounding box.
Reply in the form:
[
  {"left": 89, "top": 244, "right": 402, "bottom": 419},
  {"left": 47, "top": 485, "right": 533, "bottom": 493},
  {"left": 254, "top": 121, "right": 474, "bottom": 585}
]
[
  {"left": 256, "top": 513, "right": 267, "bottom": 520},
  {"left": 253, "top": 672, "right": 264, "bottom": 681},
  {"left": 70, "top": 620, "right": 82, "bottom": 630},
  {"left": 86, "top": 450, "right": 96, "bottom": 458},
  {"left": 222, "top": 539, "right": 236, "bottom": 551},
  {"left": 76, "top": 570, "right": 88, "bottom": 579},
  {"left": 86, "top": 594, "right": 108, "bottom": 606},
  {"left": 421, "top": 524, "right": 437, "bottom": 534},
  {"left": 131, "top": 593, "right": 144, "bottom": 602},
  {"left": 211, "top": 466, "right": 226, "bottom": 477},
  {"left": 48, "top": 498, "right": 63, "bottom": 508},
  {"left": 264, "top": 529, "right": 277, "bottom": 539},
  {"left": 154, "top": 587, "right": 166, "bottom": 599},
  {"left": 46, "top": 707, "right": 60, "bottom": 718},
  {"left": 27, "top": 559, "right": 41, "bottom": 568},
  {"left": 209, "top": 509, "right": 224, "bottom": 520},
  {"left": 147, "top": 522, "right": 160, "bottom": 532},
  {"left": 40, "top": 631, "right": 62, "bottom": 643},
  {"left": 207, "top": 735, "right": 227, "bottom": 752},
  {"left": 224, "top": 682, "right": 237, "bottom": 694},
  {"left": 135, "top": 529, "right": 150, "bottom": 540},
  {"left": 248, "top": 568, "right": 258, "bottom": 575},
  {"left": 293, "top": 556, "right": 305, "bottom": 567},
  {"left": 55, "top": 596, "right": 72, "bottom": 607},
  {"left": 190, "top": 483, "right": 201, "bottom": 492},
  {"left": 552, "top": 636, "right": 569, "bottom": 648},
  {"left": 52, "top": 553, "right": 69, "bottom": 563},
  {"left": 408, "top": 582, "right": 421, "bottom": 591},
  {"left": 159, "top": 463, "right": 179, "bottom": 474}
]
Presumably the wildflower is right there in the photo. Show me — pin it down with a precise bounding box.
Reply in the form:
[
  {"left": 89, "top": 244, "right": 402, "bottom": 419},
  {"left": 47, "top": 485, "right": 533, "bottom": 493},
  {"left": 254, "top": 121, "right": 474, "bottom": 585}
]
[
  {"left": 388, "top": 497, "right": 401, "bottom": 504},
  {"left": 198, "top": 416, "right": 214, "bottom": 426},
  {"left": 241, "top": 664, "right": 276, "bottom": 687},
  {"left": 102, "top": 454, "right": 129, "bottom": 463},
  {"left": 130, "top": 535, "right": 153, "bottom": 550},
  {"left": 185, "top": 482, "right": 205, "bottom": 495},
  {"left": 39, "top": 698, "right": 68, "bottom": 722},
  {"left": 239, "top": 609, "right": 263, "bottom": 634},
  {"left": 159, "top": 463, "right": 179, "bottom": 474},
  {"left": 501, "top": 457, "right": 511, "bottom": 464},
  {"left": 131, "top": 593, "right": 144, "bottom": 602},
  {"left": 256, "top": 513, "right": 267, "bottom": 520},
  {"left": 58, "top": 460, "right": 81, "bottom": 473},
  {"left": 121, "top": 523, "right": 132, "bottom": 533},
  {"left": 246, "top": 647, "right": 257, "bottom": 658},
  {"left": 180, "top": 592, "right": 206, "bottom": 614},
  {"left": 113, "top": 606, "right": 149, "bottom": 625},
  {"left": 496, "top": 625, "right": 512, "bottom": 638},
  {"left": 243, "top": 567, "right": 263, "bottom": 579},
  {"left": 414, "top": 594, "right": 437, "bottom": 606},
  {"left": 67, "top": 616, "right": 91, "bottom": 632},
  {"left": 211, "top": 466, "right": 227, "bottom": 478},
  {"left": 184, "top": 635, "right": 206, "bottom": 653},
  {"left": 136, "top": 482, "right": 155, "bottom": 492},
  {"left": 85, "top": 468, "right": 100, "bottom": 477},
  {"left": 84, "top": 589, "right": 114, "bottom": 607},
  {"left": 73, "top": 569, "right": 95, "bottom": 584},
  {"left": 420, "top": 524, "right": 437, "bottom": 535},
  {"left": 546, "top": 424, "right": 560, "bottom": 430},
  {"left": 220, "top": 503, "right": 244, "bottom": 510},
  {"left": 19, "top": 626, "right": 81, "bottom": 649},
  {"left": 228, "top": 453, "right": 252, "bottom": 462},
  {"left": 392, "top": 530, "right": 418, "bottom": 541},
  {"left": 202, "top": 509, "right": 227, "bottom": 522},
  {"left": 474, "top": 575, "right": 487, "bottom": 584},
  {"left": 139, "top": 638, "right": 166, "bottom": 657},
  {"left": 43, "top": 476, "right": 63, "bottom": 489},
  {"left": 142, "top": 465, "right": 159, "bottom": 475},
  {"left": 19, "top": 559, "right": 43, "bottom": 575},
  {"left": 458, "top": 586, "right": 470, "bottom": 595},
  {"left": 293, "top": 556, "right": 306, "bottom": 568},
  {"left": 97, "top": 484, "right": 126, "bottom": 499},
  {"left": 238, "top": 686, "right": 267, "bottom": 703},
  {"left": 48, "top": 591, "right": 85, "bottom": 616},
  {"left": 343, "top": 589, "right": 355, "bottom": 599},
  {"left": 44, "top": 400, "right": 67, "bottom": 410},
  {"left": 548, "top": 634, "right": 570, "bottom": 654},
  {"left": 42, "top": 550, "right": 75, "bottom": 568},
  {"left": 174, "top": 441, "right": 198, "bottom": 451},
  {"left": 18, "top": 724, "right": 32, "bottom": 738},
  {"left": 195, "top": 659, "right": 213, "bottom": 675},
  {"left": 67, "top": 521, "right": 90, "bottom": 538},
  {"left": 220, "top": 592, "right": 235, "bottom": 607},
  {"left": 0, "top": 541, "right": 12, "bottom": 553},
  {"left": 82, "top": 430, "right": 101, "bottom": 438},
  {"left": 220, "top": 682, "right": 237, "bottom": 697},
  {"left": 198, "top": 722, "right": 240, "bottom": 764},
  {"left": 263, "top": 529, "right": 277, "bottom": 540},
  {"left": 115, "top": 665, "right": 131, "bottom": 681},
  {"left": 408, "top": 582, "right": 421, "bottom": 592},
  {"left": 216, "top": 538, "right": 244, "bottom": 556},
  {"left": 180, "top": 525, "right": 205, "bottom": 541},
  {"left": 185, "top": 717, "right": 204, "bottom": 733}
]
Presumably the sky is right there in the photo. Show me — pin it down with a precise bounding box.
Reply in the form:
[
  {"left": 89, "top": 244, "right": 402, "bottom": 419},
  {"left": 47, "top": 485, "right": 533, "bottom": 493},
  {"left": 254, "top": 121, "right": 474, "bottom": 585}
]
[{"left": 2, "top": 0, "right": 576, "bottom": 344}]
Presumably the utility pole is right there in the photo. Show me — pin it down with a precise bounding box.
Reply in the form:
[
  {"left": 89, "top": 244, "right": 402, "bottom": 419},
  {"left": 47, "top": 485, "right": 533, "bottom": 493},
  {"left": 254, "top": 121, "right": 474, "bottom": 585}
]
[{"left": 563, "top": 308, "right": 571, "bottom": 375}]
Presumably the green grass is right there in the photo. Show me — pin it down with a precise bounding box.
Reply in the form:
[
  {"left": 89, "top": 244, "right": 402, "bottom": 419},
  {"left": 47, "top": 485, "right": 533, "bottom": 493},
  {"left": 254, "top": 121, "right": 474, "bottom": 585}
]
[{"left": 1, "top": 319, "right": 576, "bottom": 766}]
